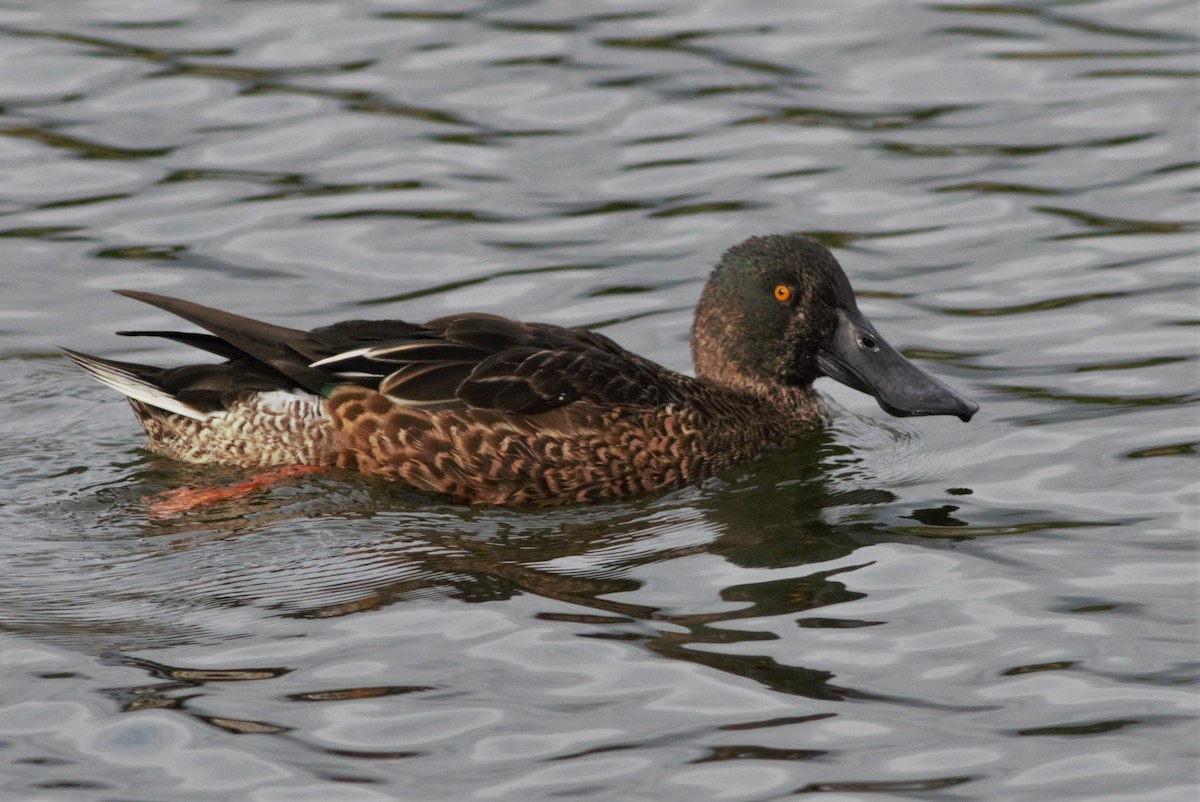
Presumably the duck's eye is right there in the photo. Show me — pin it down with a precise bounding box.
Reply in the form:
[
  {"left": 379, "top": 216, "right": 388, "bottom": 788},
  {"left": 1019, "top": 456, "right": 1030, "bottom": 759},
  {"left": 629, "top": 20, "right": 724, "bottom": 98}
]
[{"left": 773, "top": 285, "right": 792, "bottom": 303}]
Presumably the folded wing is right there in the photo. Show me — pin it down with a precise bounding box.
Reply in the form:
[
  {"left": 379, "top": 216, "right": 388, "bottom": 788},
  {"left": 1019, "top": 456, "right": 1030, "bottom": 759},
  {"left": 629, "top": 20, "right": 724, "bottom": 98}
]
[{"left": 111, "top": 291, "right": 681, "bottom": 416}]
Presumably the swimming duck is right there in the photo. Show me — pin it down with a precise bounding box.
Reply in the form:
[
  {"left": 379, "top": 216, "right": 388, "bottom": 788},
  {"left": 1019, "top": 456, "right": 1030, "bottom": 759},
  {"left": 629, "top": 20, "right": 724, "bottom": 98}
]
[{"left": 65, "top": 234, "right": 977, "bottom": 506}]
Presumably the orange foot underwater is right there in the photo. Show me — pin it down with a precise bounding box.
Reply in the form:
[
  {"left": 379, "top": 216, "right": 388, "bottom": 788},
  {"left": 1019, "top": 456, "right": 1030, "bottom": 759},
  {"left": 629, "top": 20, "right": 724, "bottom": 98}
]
[{"left": 144, "top": 465, "right": 326, "bottom": 518}]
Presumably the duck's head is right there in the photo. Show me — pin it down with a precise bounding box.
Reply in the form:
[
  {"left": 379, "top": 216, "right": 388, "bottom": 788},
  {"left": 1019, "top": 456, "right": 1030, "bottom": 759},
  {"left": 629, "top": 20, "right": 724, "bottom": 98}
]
[{"left": 692, "top": 235, "right": 977, "bottom": 422}]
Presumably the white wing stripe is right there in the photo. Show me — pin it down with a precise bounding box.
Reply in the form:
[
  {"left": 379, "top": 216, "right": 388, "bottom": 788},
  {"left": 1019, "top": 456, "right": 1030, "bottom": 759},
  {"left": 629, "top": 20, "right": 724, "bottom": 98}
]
[{"left": 309, "top": 347, "right": 376, "bottom": 368}]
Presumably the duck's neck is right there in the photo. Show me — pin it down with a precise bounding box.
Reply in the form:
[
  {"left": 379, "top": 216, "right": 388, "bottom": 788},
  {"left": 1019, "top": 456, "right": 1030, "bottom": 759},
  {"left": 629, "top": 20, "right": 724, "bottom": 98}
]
[
  {"left": 690, "top": 353, "right": 816, "bottom": 426},
  {"left": 698, "top": 371, "right": 819, "bottom": 421},
  {"left": 691, "top": 302, "right": 817, "bottom": 421}
]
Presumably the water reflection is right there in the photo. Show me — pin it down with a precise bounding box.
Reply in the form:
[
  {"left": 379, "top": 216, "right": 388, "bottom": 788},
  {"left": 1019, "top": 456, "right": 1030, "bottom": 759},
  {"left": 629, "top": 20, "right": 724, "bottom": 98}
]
[{"left": 30, "top": 432, "right": 935, "bottom": 711}]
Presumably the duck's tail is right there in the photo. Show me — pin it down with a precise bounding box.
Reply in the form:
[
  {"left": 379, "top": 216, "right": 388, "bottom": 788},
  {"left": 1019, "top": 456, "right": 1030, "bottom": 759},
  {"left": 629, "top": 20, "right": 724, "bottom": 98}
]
[{"left": 61, "top": 348, "right": 217, "bottom": 421}]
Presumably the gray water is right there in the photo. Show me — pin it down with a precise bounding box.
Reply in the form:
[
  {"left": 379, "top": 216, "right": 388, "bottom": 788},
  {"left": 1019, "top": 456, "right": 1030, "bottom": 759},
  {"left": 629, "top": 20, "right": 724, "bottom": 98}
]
[{"left": 0, "top": 1, "right": 1196, "bottom": 800}]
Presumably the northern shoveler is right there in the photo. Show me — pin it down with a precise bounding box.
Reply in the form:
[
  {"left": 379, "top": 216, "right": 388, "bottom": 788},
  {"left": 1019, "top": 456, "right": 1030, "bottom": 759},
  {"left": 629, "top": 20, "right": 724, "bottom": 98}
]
[{"left": 65, "top": 234, "right": 977, "bottom": 506}]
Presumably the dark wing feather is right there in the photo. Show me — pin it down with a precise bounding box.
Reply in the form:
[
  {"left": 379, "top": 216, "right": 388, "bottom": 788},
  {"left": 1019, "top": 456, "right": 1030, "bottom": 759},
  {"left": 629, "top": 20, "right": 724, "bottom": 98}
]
[
  {"left": 457, "top": 342, "right": 672, "bottom": 413},
  {"left": 116, "top": 330, "right": 248, "bottom": 361},
  {"left": 313, "top": 314, "right": 680, "bottom": 413},
  {"left": 378, "top": 362, "right": 478, "bottom": 405},
  {"left": 373, "top": 315, "right": 680, "bottom": 413},
  {"left": 111, "top": 291, "right": 682, "bottom": 414},
  {"left": 427, "top": 313, "right": 542, "bottom": 352}
]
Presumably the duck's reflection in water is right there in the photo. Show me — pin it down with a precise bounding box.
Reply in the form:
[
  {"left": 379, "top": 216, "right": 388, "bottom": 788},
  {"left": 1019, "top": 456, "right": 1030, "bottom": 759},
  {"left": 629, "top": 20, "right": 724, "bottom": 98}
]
[{"left": 225, "top": 435, "right": 902, "bottom": 702}]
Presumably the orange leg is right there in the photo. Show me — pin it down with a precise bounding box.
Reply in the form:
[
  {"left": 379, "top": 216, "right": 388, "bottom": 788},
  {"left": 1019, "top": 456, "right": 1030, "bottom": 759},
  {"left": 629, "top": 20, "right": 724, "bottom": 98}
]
[{"left": 144, "top": 465, "right": 326, "bottom": 518}]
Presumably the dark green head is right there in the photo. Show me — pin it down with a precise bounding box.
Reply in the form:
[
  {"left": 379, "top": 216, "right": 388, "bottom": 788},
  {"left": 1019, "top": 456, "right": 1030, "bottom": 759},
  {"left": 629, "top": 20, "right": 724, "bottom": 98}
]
[{"left": 692, "top": 234, "right": 977, "bottom": 421}]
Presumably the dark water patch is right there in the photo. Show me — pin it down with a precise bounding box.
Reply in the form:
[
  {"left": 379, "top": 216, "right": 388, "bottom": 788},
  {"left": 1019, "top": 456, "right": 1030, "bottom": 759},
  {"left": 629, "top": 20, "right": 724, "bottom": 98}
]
[
  {"left": 1086, "top": 67, "right": 1200, "bottom": 78},
  {"left": 198, "top": 715, "right": 290, "bottom": 735},
  {"left": 561, "top": 198, "right": 660, "bottom": 217},
  {"left": 312, "top": 207, "right": 510, "bottom": 223},
  {"left": 933, "top": 2, "right": 1198, "bottom": 43},
  {"left": 110, "top": 658, "right": 292, "bottom": 684},
  {"left": 650, "top": 199, "right": 767, "bottom": 218},
  {"left": 889, "top": 519, "right": 1121, "bottom": 539},
  {"left": 169, "top": 59, "right": 378, "bottom": 82},
  {"left": 289, "top": 685, "right": 436, "bottom": 702},
  {"left": 94, "top": 243, "right": 184, "bottom": 260},
  {"left": 1, "top": 125, "right": 175, "bottom": 159},
  {"left": 343, "top": 100, "right": 475, "bottom": 127},
  {"left": 586, "top": 283, "right": 660, "bottom": 297},
  {"left": 0, "top": 25, "right": 235, "bottom": 60},
  {"left": 243, "top": 179, "right": 427, "bottom": 203},
  {"left": 944, "top": 291, "right": 1129, "bottom": 316},
  {"left": 796, "top": 618, "right": 884, "bottom": 629},
  {"left": 375, "top": 11, "right": 470, "bottom": 22},
  {"left": 1085, "top": 356, "right": 1195, "bottom": 377},
  {"left": 623, "top": 156, "right": 701, "bottom": 171},
  {"left": 1124, "top": 441, "right": 1197, "bottom": 459},
  {"left": 736, "top": 103, "right": 969, "bottom": 131},
  {"left": 161, "top": 167, "right": 307, "bottom": 186},
  {"left": 882, "top": 131, "right": 1157, "bottom": 159},
  {"left": 1037, "top": 206, "right": 1200, "bottom": 238},
  {"left": 937, "top": 181, "right": 1066, "bottom": 196},
  {"left": 994, "top": 384, "right": 1200, "bottom": 411},
  {"left": 691, "top": 744, "right": 825, "bottom": 763},
  {"left": 431, "top": 128, "right": 565, "bottom": 146},
  {"left": 1002, "top": 660, "right": 1076, "bottom": 676},
  {"left": 0, "top": 225, "right": 86, "bottom": 239},
  {"left": 1017, "top": 718, "right": 1142, "bottom": 737},
  {"left": 37, "top": 192, "right": 133, "bottom": 210},
  {"left": 357, "top": 262, "right": 611, "bottom": 306},
  {"left": 997, "top": 49, "right": 1193, "bottom": 61},
  {"left": 598, "top": 31, "right": 805, "bottom": 80},
  {"left": 794, "top": 775, "right": 974, "bottom": 794}
]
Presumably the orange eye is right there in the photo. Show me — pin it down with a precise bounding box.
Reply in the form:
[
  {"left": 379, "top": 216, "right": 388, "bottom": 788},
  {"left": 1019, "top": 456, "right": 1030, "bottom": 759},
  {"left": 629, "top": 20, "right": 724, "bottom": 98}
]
[{"left": 773, "top": 284, "right": 792, "bottom": 303}]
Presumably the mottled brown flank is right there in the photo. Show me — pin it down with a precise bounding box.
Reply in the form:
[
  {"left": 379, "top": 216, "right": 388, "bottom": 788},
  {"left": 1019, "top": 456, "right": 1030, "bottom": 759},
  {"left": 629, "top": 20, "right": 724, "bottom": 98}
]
[
  {"left": 324, "top": 379, "right": 820, "bottom": 504},
  {"left": 326, "top": 384, "right": 823, "bottom": 506},
  {"left": 125, "top": 383, "right": 824, "bottom": 506}
]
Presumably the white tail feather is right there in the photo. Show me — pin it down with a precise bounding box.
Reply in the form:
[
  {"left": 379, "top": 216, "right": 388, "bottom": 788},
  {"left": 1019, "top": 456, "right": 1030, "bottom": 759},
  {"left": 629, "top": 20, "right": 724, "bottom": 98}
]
[{"left": 63, "top": 351, "right": 219, "bottom": 422}]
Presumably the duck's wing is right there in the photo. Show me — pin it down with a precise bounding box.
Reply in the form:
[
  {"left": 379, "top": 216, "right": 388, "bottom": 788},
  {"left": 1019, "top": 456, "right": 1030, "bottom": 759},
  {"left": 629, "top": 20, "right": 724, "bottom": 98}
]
[
  {"left": 106, "top": 291, "right": 682, "bottom": 415},
  {"left": 314, "top": 313, "right": 682, "bottom": 413}
]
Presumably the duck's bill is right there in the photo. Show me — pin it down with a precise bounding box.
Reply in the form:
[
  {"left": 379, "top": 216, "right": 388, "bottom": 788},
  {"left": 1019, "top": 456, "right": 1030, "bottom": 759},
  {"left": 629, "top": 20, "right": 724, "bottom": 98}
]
[{"left": 817, "top": 308, "right": 978, "bottom": 422}]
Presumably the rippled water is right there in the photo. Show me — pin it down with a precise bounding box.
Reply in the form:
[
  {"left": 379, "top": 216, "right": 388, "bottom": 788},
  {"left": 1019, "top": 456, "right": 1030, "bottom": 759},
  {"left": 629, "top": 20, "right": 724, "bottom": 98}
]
[{"left": 0, "top": 1, "right": 1196, "bottom": 800}]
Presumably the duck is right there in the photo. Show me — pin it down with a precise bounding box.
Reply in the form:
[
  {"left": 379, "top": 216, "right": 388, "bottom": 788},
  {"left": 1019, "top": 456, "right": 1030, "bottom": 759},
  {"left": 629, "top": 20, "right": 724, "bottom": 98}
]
[{"left": 64, "top": 234, "right": 977, "bottom": 506}]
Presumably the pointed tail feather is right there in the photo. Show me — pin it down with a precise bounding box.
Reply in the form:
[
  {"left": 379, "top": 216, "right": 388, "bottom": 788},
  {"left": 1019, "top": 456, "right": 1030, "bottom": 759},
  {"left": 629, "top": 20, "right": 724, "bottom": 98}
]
[
  {"left": 116, "top": 329, "right": 247, "bottom": 361},
  {"left": 113, "top": 290, "right": 325, "bottom": 392},
  {"left": 60, "top": 348, "right": 217, "bottom": 421}
]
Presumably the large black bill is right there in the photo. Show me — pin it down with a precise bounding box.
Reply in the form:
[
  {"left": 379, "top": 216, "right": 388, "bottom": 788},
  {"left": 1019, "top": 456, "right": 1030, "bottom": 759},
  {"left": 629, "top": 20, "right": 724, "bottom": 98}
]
[{"left": 816, "top": 308, "right": 978, "bottom": 422}]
